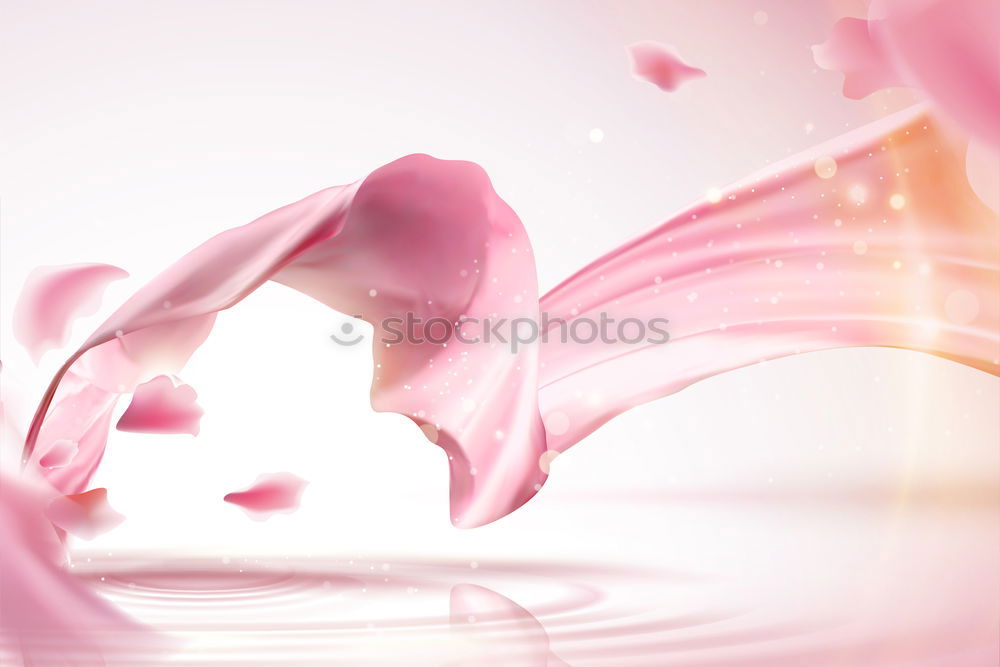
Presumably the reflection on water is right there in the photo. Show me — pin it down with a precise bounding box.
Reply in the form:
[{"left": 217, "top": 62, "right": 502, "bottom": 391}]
[{"left": 4, "top": 532, "right": 997, "bottom": 667}]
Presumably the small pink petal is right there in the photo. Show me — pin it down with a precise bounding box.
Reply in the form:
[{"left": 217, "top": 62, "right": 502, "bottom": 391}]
[
  {"left": 13, "top": 263, "right": 128, "bottom": 363},
  {"left": 45, "top": 487, "right": 125, "bottom": 540},
  {"left": 627, "top": 41, "right": 706, "bottom": 92},
  {"left": 1, "top": 473, "right": 153, "bottom": 663},
  {"left": 38, "top": 439, "right": 79, "bottom": 469},
  {"left": 116, "top": 375, "right": 203, "bottom": 436},
  {"left": 223, "top": 472, "right": 308, "bottom": 520},
  {"left": 812, "top": 17, "right": 905, "bottom": 99},
  {"left": 870, "top": 0, "right": 1000, "bottom": 148}
]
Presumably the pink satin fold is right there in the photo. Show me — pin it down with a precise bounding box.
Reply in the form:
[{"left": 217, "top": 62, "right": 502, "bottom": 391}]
[{"left": 18, "top": 106, "right": 1000, "bottom": 533}]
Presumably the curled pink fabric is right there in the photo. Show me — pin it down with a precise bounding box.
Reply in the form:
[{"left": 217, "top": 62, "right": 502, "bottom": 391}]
[{"left": 18, "top": 106, "right": 1000, "bottom": 534}]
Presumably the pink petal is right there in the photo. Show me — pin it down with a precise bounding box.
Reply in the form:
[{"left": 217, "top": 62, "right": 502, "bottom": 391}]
[
  {"left": 0, "top": 472, "right": 153, "bottom": 663},
  {"left": 45, "top": 487, "right": 125, "bottom": 540},
  {"left": 816, "top": 1, "right": 1000, "bottom": 148},
  {"left": 38, "top": 439, "right": 78, "bottom": 469},
  {"left": 27, "top": 371, "right": 119, "bottom": 495},
  {"left": 812, "top": 17, "right": 905, "bottom": 99},
  {"left": 13, "top": 263, "right": 128, "bottom": 363},
  {"left": 116, "top": 375, "right": 203, "bottom": 436},
  {"left": 223, "top": 472, "right": 308, "bottom": 520},
  {"left": 870, "top": 0, "right": 1000, "bottom": 148},
  {"left": 627, "top": 41, "right": 706, "bottom": 92}
]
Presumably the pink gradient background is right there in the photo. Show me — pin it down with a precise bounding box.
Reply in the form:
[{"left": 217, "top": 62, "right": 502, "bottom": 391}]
[{"left": 1, "top": 1, "right": 998, "bottom": 665}]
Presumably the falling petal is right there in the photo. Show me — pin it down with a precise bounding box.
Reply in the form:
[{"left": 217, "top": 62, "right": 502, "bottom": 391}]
[
  {"left": 224, "top": 472, "right": 308, "bottom": 520},
  {"left": 627, "top": 41, "right": 706, "bottom": 92},
  {"left": 116, "top": 375, "right": 203, "bottom": 436},
  {"left": 0, "top": 472, "right": 156, "bottom": 663},
  {"left": 812, "top": 17, "right": 904, "bottom": 99},
  {"left": 816, "top": 0, "right": 1000, "bottom": 147},
  {"left": 45, "top": 488, "right": 125, "bottom": 540},
  {"left": 13, "top": 264, "right": 128, "bottom": 364}
]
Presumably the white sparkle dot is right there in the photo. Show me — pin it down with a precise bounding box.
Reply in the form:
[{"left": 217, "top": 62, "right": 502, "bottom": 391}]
[
  {"left": 814, "top": 156, "right": 837, "bottom": 179},
  {"left": 889, "top": 193, "right": 906, "bottom": 210},
  {"left": 538, "top": 449, "right": 560, "bottom": 474},
  {"left": 588, "top": 128, "right": 604, "bottom": 143},
  {"left": 848, "top": 184, "right": 868, "bottom": 204},
  {"left": 543, "top": 411, "right": 570, "bottom": 436},
  {"left": 706, "top": 187, "right": 723, "bottom": 204}
]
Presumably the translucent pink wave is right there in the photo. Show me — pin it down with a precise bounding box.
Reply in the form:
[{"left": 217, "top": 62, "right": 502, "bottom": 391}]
[{"left": 18, "top": 106, "right": 999, "bottom": 534}]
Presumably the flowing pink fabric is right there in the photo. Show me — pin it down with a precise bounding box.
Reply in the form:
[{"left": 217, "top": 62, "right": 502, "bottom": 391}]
[
  {"left": 4, "top": 103, "right": 997, "bottom": 665},
  {"left": 18, "top": 106, "right": 1000, "bottom": 532}
]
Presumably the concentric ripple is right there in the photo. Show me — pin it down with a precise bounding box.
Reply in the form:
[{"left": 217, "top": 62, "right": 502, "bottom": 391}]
[{"left": 4, "top": 528, "right": 995, "bottom": 667}]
